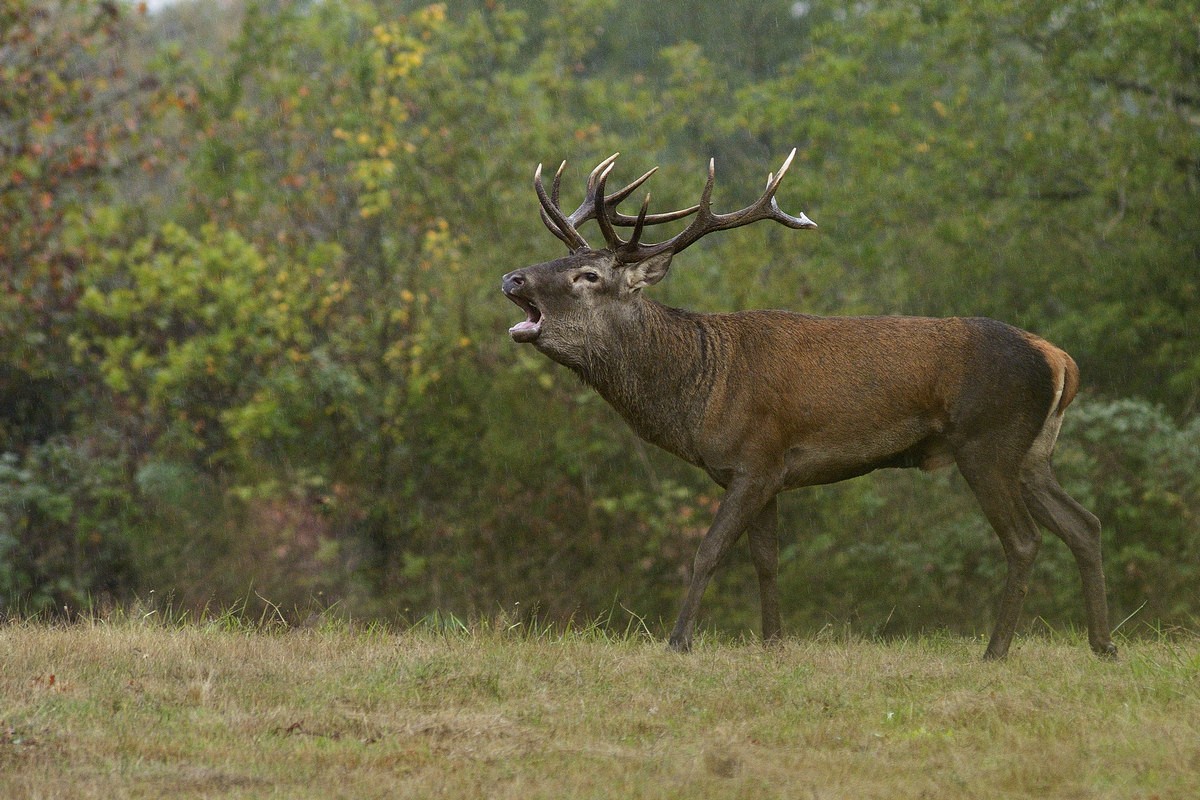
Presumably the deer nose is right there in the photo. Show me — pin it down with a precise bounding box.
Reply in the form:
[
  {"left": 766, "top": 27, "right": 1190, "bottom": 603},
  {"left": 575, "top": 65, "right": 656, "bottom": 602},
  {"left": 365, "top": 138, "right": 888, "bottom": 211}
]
[{"left": 502, "top": 271, "right": 526, "bottom": 292}]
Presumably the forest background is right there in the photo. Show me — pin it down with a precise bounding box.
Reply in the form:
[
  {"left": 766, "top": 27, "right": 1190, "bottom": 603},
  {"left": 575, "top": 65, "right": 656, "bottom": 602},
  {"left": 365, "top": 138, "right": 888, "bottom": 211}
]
[{"left": 2, "top": 0, "right": 1197, "bottom": 639}]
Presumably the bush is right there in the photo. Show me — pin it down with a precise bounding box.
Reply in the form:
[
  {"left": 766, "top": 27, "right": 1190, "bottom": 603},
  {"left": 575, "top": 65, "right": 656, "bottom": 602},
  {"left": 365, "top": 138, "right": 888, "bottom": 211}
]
[
  {"left": 1057, "top": 398, "right": 1200, "bottom": 625},
  {"left": 0, "top": 434, "right": 138, "bottom": 614}
]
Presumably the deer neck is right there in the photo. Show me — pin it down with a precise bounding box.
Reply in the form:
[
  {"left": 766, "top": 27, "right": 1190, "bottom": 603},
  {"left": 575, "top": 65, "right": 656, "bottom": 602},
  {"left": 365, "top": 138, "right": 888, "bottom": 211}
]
[{"left": 574, "top": 299, "right": 714, "bottom": 463}]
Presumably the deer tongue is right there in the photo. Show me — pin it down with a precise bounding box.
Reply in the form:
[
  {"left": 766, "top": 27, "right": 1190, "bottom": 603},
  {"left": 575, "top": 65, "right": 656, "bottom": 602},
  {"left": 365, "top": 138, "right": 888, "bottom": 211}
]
[
  {"left": 506, "top": 293, "right": 542, "bottom": 342},
  {"left": 509, "top": 317, "right": 541, "bottom": 342}
]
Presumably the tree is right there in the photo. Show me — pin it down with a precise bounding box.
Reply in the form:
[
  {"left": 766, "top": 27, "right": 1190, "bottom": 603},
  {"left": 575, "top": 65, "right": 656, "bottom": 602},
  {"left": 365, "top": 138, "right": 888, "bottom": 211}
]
[
  {"left": 0, "top": 0, "right": 172, "bottom": 613},
  {"left": 1, "top": 0, "right": 167, "bottom": 447}
]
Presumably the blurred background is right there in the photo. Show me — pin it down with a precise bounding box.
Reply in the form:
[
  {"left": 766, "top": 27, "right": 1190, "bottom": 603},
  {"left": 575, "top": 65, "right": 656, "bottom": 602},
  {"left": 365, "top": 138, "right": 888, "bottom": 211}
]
[{"left": 2, "top": 0, "right": 1197, "bottom": 636}]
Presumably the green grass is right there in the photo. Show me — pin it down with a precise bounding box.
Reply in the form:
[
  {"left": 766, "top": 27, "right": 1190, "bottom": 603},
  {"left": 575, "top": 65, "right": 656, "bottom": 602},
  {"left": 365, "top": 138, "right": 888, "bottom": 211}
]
[{"left": 2, "top": 615, "right": 1197, "bottom": 799}]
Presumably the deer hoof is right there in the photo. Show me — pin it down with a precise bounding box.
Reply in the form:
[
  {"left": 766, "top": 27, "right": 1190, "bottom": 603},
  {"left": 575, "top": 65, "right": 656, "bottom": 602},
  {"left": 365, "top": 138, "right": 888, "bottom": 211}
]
[
  {"left": 1092, "top": 641, "right": 1119, "bottom": 660},
  {"left": 982, "top": 646, "right": 1009, "bottom": 661},
  {"left": 667, "top": 636, "right": 692, "bottom": 654}
]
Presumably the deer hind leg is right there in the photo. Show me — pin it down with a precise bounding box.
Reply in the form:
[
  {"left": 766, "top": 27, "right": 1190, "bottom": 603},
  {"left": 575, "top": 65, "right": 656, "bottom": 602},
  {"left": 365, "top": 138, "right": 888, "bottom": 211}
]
[
  {"left": 1021, "top": 460, "right": 1117, "bottom": 658},
  {"left": 747, "top": 496, "right": 782, "bottom": 644},
  {"left": 956, "top": 448, "right": 1043, "bottom": 660}
]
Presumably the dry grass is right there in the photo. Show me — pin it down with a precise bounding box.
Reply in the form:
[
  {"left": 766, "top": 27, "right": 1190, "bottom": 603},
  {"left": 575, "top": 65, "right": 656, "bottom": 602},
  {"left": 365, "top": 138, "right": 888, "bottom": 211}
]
[{"left": 1, "top": 616, "right": 1197, "bottom": 799}]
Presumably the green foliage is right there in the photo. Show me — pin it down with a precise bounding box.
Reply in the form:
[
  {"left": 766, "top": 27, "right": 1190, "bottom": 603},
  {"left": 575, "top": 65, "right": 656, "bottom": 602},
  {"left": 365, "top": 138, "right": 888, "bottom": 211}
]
[
  {"left": 0, "top": 0, "right": 1196, "bottom": 631},
  {"left": 0, "top": 434, "right": 137, "bottom": 613},
  {"left": 70, "top": 215, "right": 349, "bottom": 471},
  {"left": 0, "top": 0, "right": 163, "bottom": 382},
  {"left": 1059, "top": 399, "right": 1200, "bottom": 622}
]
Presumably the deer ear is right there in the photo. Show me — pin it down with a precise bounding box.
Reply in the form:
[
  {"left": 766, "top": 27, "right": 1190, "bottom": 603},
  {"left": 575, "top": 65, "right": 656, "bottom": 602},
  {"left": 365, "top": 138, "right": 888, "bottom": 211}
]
[{"left": 624, "top": 251, "right": 674, "bottom": 291}]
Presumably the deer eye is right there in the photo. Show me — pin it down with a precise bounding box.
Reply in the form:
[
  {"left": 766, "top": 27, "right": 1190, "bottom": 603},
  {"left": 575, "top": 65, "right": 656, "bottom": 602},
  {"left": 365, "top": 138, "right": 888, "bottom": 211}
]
[{"left": 578, "top": 271, "right": 601, "bottom": 283}]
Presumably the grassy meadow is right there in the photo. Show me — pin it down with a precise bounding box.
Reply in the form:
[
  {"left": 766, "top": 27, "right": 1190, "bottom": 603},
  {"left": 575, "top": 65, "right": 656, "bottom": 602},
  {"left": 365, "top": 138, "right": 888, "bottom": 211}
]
[{"left": 1, "top": 615, "right": 1197, "bottom": 799}]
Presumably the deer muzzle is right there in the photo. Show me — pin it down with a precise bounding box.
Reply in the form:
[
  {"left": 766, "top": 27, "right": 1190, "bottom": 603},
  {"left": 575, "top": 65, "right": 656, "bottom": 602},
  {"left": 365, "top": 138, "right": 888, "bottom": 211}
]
[{"left": 502, "top": 271, "right": 542, "bottom": 343}]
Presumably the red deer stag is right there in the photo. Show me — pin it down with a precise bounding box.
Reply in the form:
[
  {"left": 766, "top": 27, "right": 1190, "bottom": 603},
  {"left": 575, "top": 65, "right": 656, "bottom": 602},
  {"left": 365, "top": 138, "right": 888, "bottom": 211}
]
[{"left": 501, "top": 150, "right": 1116, "bottom": 660}]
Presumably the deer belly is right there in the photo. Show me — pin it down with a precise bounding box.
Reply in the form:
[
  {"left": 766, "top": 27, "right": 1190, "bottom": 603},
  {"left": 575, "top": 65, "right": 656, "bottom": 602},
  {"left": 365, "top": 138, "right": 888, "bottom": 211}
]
[{"left": 781, "top": 428, "right": 951, "bottom": 488}]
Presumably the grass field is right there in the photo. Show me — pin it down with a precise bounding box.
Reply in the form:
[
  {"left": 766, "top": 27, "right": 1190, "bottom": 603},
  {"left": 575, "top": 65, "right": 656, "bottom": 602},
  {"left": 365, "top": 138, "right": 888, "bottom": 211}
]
[{"left": 2, "top": 615, "right": 1197, "bottom": 799}]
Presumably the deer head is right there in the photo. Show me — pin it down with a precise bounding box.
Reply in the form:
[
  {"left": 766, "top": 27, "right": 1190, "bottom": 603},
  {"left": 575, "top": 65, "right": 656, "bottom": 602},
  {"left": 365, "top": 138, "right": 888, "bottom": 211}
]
[{"left": 502, "top": 151, "right": 817, "bottom": 367}]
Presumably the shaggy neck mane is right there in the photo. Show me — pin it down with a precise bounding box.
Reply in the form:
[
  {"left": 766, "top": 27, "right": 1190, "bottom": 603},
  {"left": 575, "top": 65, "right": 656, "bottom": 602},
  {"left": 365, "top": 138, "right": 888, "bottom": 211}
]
[{"left": 573, "top": 300, "right": 716, "bottom": 463}]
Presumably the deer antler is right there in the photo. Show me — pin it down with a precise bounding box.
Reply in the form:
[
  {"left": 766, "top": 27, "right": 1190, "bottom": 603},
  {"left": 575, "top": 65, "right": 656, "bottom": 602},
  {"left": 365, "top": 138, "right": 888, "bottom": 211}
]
[
  {"left": 535, "top": 151, "right": 816, "bottom": 258},
  {"left": 611, "top": 148, "right": 817, "bottom": 263},
  {"left": 535, "top": 154, "right": 700, "bottom": 253}
]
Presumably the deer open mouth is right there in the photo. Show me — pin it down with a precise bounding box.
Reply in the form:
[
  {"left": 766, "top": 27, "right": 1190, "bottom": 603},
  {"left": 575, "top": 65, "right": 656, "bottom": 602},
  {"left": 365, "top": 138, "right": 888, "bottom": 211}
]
[{"left": 505, "top": 292, "right": 542, "bottom": 343}]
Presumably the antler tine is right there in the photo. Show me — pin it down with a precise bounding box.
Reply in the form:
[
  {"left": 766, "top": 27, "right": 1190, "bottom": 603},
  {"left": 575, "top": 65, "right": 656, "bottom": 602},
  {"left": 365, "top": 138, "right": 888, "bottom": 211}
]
[
  {"left": 648, "top": 157, "right": 718, "bottom": 253},
  {"left": 616, "top": 202, "right": 701, "bottom": 226},
  {"left": 591, "top": 162, "right": 684, "bottom": 252},
  {"left": 607, "top": 166, "right": 655, "bottom": 205},
  {"left": 585, "top": 153, "right": 621, "bottom": 195},
  {"left": 551, "top": 160, "right": 567, "bottom": 207},
  {"left": 538, "top": 160, "right": 570, "bottom": 242},
  {"left": 700, "top": 157, "right": 717, "bottom": 216},
  {"left": 606, "top": 166, "right": 699, "bottom": 227},
  {"left": 765, "top": 147, "right": 795, "bottom": 197},
  {"left": 535, "top": 162, "right": 589, "bottom": 251},
  {"left": 628, "top": 193, "right": 651, "bottom": 249},
  {"left": 591, "top": 161, "right": 625, "bottom": 251}
]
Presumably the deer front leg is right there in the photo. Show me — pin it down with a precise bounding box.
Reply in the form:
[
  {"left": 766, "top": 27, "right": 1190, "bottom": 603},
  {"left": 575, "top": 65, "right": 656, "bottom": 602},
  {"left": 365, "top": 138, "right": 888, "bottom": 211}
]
[{"left": 668, "top": 476, "right": 780, "bottom": 653}]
